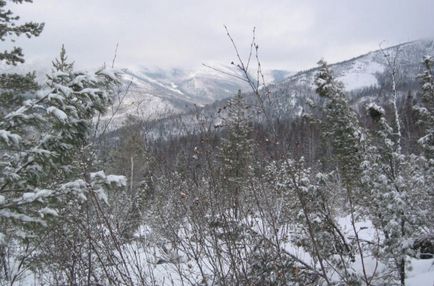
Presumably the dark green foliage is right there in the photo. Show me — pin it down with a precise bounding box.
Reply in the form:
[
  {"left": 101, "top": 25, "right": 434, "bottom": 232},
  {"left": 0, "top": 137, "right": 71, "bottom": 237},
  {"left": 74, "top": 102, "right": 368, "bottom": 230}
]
[
  {"left": 218, "top": 90, "right": 254, "bottom": 213},
  {"left": 220, "top": 91, "right": 254, "bottom": 181},
  {"left": 0, "top": 0, "right": 42, "bottom": 117},
  {"left": 368, "top": 106, "right": 383, "bottom": 121},
  {"left": 315, "top": 60, "right": 364, "bottom": 188},
  {"left": 0, "top": 0, "right": 44, "bottom": 65},
  {"left": 416, "top": 56, "right": 434, "bottom": 157}
]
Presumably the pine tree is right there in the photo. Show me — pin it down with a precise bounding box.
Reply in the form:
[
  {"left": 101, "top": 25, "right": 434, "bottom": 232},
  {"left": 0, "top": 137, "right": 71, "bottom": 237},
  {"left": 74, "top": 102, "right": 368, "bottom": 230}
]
[
  {"left": 360, "top": 56, "right": 433, "bottom": 285},
  {"left": 314, "top": 61, "right": 380, "bottom": 284},
  {"left": 0, "top": 38, "right": 123, "bottom": 283},
  {"left": 416, "top": 56, "right": 434, "bottom": 159},
  {"left": 415, "top": 56, "right": 434, "bottom": 236},
  {"left": 218, "top": 90, "right": 254, "bottom": 216},
  {"left": 0, "top": 0, "right": 44, "bottom": 65},
  {"left": 362, "top": 106, "right": 430, "bottom": 285},
  {"left": 0, "top": 0, "right": 44, "bottom": 117},
  {"left": 105, "top": 115, "right": 155, "bottom": 237},
  {"left": 314, "top": 60, "right": 365, "bottom": 188}
]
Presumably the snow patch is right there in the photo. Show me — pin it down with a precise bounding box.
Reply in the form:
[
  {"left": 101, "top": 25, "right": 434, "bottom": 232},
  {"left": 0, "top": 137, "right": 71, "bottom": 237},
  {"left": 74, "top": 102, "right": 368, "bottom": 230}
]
[{"left": 47, "top": 106, "right": 68, "bottom": 122}]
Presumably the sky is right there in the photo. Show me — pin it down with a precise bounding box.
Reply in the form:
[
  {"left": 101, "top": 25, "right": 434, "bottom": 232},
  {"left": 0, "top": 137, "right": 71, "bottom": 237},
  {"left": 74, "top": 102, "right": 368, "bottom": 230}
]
[{"left": 9, "top": 0, "right": 434, "bottom": 71}]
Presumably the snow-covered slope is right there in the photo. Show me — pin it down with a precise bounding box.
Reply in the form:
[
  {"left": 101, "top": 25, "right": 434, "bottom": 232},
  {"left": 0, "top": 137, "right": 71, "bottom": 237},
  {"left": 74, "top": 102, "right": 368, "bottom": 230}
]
[
  {"left": 104, "top": 64, "right": 292, "bottom": 126},
  {"left": 133, "top": 39, "right": 434, "bottom": 139},
  {"left": 5, "top": 39, "right": 434, "bottom": 129},
  {"left": 0, "top": 59, "right": 292, "bottom": 128},
  {"left": 284, "top": 39, "right": 434, "bottom": 91},
  {"left": 260, "top": 39, "right": 434, "bottom": 120}
]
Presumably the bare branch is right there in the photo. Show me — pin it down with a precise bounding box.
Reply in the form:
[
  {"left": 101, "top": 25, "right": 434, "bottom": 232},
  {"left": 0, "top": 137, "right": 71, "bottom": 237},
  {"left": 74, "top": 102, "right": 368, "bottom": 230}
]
[
  {"left": 111, "top": 42, "right": 119, "bottom": 69},
  {"left": 201, "top": 63, "right": 248, "bottom": 82}
]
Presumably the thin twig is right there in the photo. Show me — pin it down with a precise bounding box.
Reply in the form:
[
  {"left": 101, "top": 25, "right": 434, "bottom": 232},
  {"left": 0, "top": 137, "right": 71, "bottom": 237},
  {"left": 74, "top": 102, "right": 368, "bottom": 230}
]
[
  {"left": 201, "top": 63, "right": 247, "bottom": 82},
  {"left": 111, "top": 42, "right": 119, "bottom": 69},
  {"left": 245, "top": 27, "right": 256, "bottom": 72}
]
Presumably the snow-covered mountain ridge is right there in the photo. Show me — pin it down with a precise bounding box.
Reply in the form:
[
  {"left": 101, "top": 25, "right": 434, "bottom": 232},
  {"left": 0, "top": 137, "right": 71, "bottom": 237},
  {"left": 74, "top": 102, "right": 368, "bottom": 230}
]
[
  {"left": 126, "top": 39, "right": 434, "bottom": 139},
  {"left": 262, "top": 39, "right": 434, "bottom": 119},
  {"left": 104, "top": 63, "right": 293, "bottom": 126},
  {"left": 283, "top": 39, "right": 434, "bottom": 91},
  {"left": 116, "top": 39, "right": 434, "bottom": 126},
  {"left": 3, "top": 39, "right": 433, "bottom": 129}
]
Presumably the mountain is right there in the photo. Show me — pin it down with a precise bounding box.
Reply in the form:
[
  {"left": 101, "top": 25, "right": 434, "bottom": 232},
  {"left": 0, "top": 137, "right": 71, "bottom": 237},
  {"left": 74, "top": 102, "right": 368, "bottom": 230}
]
[
  {"left": 260, "top": 39, "right": 434, "bottom": 119},
  {"left": 4, "top": 39, "right": 433, "bottom": 132},
  {"left": 117, "top": 39, "right": 434, "bottom": 127},
  {"left": 104, "top": 63, "right": 293, "bottom": 126},
  {"left": 0, "top": 59, "right": 292, "bottom": 128},
  {"left": 126, "top": 39, "right": 434, "bottom": 139},
  {"left": 282, "top": 39, "right": 434, "bottom": 91}
]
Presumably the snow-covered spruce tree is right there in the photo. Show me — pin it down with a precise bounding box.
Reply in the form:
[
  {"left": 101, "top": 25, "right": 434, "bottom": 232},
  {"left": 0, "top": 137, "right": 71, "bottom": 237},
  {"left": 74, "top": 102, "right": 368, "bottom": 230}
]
[
  {"left": 412, "top": 56, "right": 434, "bottom": 252},
  {"left": 418, "top": 55, "right": 434, "bottom": 193},
  {"left": 416, "top": 56, "right": 434, "bottom": 159},
  {"left": 360, "top": 54, "right": 432, "bottom": 285},
  {"left": 0, "top": 0, "right": 43, "bottom": 124},
  {"left": 315, "top": 60, "right": 378, "bottom": 284},
  {"left": 0, "top": 40, "right": 124, "bottom": 283},
  {"left": 16, "top": 46, "right": 132, "bottom": 285},
  {"left": 268, "top": 157, "right": 369, "bottom": 285},
  {"left": 103, "top": 115, "right": 157, "bottom": 238},
  {"left": 185, "top": 90, "right": 258, "bottom": 284},
  {"left": 363, "top": 103, "right": 431, "bottom": 285},
  {"left": 0, "top": 0, "right": 44, "bottom": 66},
  {"left": 0, "top": 1, "right": 44, "bottom": 281},
  {"left": 218, "top": 90, "right": 254, "bottom": 217},
  {"left": 314, "top": 60, "right": 365, "bottom": 189}
]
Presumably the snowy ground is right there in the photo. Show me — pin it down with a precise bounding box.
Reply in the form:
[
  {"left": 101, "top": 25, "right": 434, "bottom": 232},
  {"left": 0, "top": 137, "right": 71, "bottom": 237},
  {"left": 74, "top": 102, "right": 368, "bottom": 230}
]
[
  {"left": 145, "top": 216, "right": 434, "bottom": 285},
  {"left": 12, "top": 216, "right": 434, "bottom": 285}
]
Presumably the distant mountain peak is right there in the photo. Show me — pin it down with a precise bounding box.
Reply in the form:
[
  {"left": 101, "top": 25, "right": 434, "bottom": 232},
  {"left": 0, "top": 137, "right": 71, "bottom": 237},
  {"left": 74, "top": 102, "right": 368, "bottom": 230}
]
[
  {"left": 281, "top": 38, "right": 434, "bottom": 92},
  {"left": 102, "top": 64, "right": 293, "bottom": 127}
]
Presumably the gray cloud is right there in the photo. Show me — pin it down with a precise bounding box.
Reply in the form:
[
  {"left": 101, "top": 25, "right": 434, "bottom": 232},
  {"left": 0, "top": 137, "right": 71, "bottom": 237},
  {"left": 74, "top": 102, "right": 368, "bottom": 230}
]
[{"left": 10, "top": 0, "right": 434, "bottom": 71}]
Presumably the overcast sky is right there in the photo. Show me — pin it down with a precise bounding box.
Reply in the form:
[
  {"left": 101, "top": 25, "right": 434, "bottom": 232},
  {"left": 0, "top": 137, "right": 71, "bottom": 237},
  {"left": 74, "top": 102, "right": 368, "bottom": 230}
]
[{"left": 10, "top": 0, "right": 434, "bottom": 71}]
